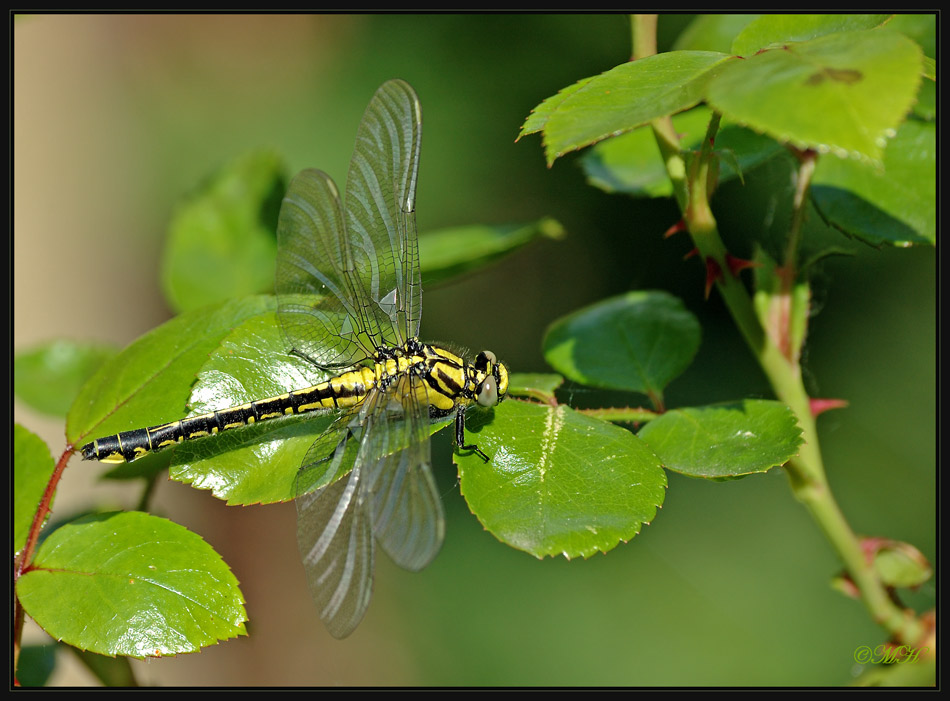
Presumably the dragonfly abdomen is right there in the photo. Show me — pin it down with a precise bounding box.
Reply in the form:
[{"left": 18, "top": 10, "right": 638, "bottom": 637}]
[{"left": 81, "top": 365, "right": 380, "bottom": 464}]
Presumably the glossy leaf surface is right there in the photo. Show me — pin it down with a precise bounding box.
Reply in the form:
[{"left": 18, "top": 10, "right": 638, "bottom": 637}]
[
  {"left": 637, "top": 400, "right": 802, "bottom": 479},
  {"left": 17, "top": 511, "right": 247, "bottom": 659},
  {"left": 459, "top": 400, "right": 666, "bottom": 559},
  {"left": 543, "top": 290, "right": 700, "bottom": 398}
]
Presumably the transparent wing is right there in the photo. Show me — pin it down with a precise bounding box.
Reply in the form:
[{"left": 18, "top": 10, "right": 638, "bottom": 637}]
[
  {"left": 295, "top": 461, "right": 374, "bottom": 639},
  {"left": 344, "top": 78, "right": 423, "bottom": 348},
  {"left": 275, "top": 169, "right": 374, "bottom": 368},
  {"left": 295, "top": 373, "right": 444, "bottom": 637},
  {"left": 366, "top": 374, "right": 444, "bottom": 571},
  {"left": 294, "top": 402, "right": 379, "bottom": 639},
  {"left": 275, "top": 79, "right": 422, "bottom": 368}
]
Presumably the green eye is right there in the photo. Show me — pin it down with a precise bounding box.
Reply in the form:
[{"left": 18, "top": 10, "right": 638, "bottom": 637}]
[{"left": 477, "top": 375, "right": 498, "bottom": 407}]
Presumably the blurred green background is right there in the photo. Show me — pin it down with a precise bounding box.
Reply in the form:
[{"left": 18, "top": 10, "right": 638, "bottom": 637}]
[{"left": 14, "top": 14, "right": 934, "bottom": 686}]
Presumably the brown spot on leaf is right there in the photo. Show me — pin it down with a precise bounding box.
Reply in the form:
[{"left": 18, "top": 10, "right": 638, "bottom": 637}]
[{"left": 806, "top": 66, "right": 863, "bottom": 86}]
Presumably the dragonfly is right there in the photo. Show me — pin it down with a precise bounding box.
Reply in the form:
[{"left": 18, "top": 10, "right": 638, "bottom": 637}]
[{"left": 81, "top": 79, "right": 509, "bottom": 638}]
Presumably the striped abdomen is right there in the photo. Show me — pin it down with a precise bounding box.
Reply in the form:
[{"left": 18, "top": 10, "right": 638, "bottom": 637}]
[
  {"left": 79, "top": 340, "right": 503, "bottom": 465},
  {"left": 80, "top": 365, "right": 378, "bottom": 464}
]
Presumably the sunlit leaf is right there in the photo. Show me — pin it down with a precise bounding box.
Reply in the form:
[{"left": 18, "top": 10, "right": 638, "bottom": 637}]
[
  {"left": 67, "top": 296, "right": 276, "bottom": 447},
  {"left": 17, "top": 511, "right": 247, "bottom": 659},
  {"left": 521, "top": 51, "right": 733, "bottom": 165},
  {"left": 168, "top": 311, "right": 333, "bottom": 505},
  {"left": 170, "top": 309, "right": 453, "bottom": 505},
  {"left": 637, "top": 399, "right": 803, "bottom": 479},
  {"left": 708, "top": 29, "right": 922, "bottom": 165},
  {"left": 730, "top": 14, "right": 891, "bottom": 56},
  {"left": 459, "top": 400, "right": 666, "bottom": 559}
]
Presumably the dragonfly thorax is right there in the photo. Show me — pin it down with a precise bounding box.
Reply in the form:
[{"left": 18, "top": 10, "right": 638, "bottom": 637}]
[{"left": 373, "top": 338, "right": 508, "bottom": 418}]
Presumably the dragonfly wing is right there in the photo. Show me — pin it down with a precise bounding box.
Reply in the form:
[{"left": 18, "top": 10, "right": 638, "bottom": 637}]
[
  {"left": 365, "top": 373, "right": 445, "bottom": 571},
  {"left": 295, "top": 402, "right": 381, "bottom": 639},
  {"left": 345, "top": 79, "right": 423, "bottom": 348},
  {"left": 276, "top": 168, "right": 373, "bottom": 368},
  {"left": 295, "top": 461, "right": 374, "bottom": 639}
]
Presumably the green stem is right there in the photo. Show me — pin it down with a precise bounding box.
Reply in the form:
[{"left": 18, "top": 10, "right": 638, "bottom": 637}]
[
  {"left": 629, "top": 14, "right": 656, "bottom": 60},
  {"left": 640, "top": 35, "right": 922, "bottom": 644},
  {"left": 633, "top": 14, "right": 689, "bottom": 212}
]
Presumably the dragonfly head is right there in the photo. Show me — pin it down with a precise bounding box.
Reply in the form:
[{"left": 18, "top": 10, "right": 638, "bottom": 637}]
[{"left": 473, "top": 350, "right": 509, "bottom": 408}]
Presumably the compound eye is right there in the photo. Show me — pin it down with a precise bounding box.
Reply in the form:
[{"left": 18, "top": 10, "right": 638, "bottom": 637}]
[
  {"left": 476, "top": 375, "right": 498, "bottom": 407},
  {"left": 474, "top": 350, "right": 496, "bottom": 373}
]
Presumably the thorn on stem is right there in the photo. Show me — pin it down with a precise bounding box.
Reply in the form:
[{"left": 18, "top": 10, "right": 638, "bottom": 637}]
[
  {"left": 704, "top": 257, "right": 723, "bottom": 299},
  {"left": 663, "top": 219, "right": 687, "bottom": 238},
  {"left": 810, "top": 398, "right": 849, "bottom": 417},
  {"left": 725, "top": 252, "right": 760, "bottom": 278}
]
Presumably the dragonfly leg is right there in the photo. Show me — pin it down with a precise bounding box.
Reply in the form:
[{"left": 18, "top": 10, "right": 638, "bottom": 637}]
[{"left": 455, "top": 406, "right": 489, "bottom": 462}]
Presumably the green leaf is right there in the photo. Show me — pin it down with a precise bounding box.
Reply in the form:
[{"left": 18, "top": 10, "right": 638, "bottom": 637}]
[
  {"left": 543, "top": 291, "right": 701, "bottom": 400},
  {"left": 507, "top": 372, "right": 564, "bottom": 404},
  {"left": 167, "top": 308, "right": 456, "bottom": 505},
  {"left": 14, "top": 424, "right": 56, "bottom": 555},
  {"left": 708, "top": 29, "right": 923, "bottom": 165},
  {"left": 67, "top": 296, "right": 277, "bottom": 446},
  {"left": 168, "top": 311, "right": 334, "bottom": 505},
  {"left": 912, "top": 78, "right": 935, "bottom": 121},
  {"left": 888, "top": 13, "right": 935, "bottom": 60},
  {"left": 811, "top": 118, "right": 934, "bottom": 246},
  {"left": 518, "top": 77, "right": 593, "bottom": 139},
  {"left": 162, "top": 150, "right": 286, "bottom": 313},
  {"left": 15, "top": 340, "right": 116, "bottom": 417},
  {"left": 419, "top": 218, "right": 564, "bottom": 285},
  {"left": 637, "top": 400, "right": 803, "bottom": 479},
  {"left": 731, "top": 14, "right": 892, "bottom": 56},
  {"left": 581, "top": 106, "right": 784, "bottom": 197},
  {"left": 16, "top": 644, "right": 57, "bottom": 687},
  {"left": 459, "top": 400, "right": 666, "bottom": 559},
  {"left": 17, "top": 511, "right": 246, "bottom": 659},
  {"left": 521, "top": 51, "right": 733, "bottom": 165},
  {"left": 673, "top": 14, "right": 760, "bottom": 53}
]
